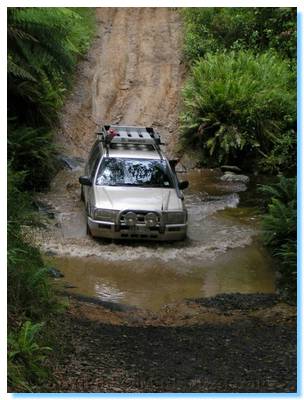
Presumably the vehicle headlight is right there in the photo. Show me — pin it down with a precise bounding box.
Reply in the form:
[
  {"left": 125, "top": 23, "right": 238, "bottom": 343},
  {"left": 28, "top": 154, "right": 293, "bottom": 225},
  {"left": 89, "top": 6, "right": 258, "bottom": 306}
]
[
  {"left": 165, "top": 211, "right": 186, "bottom": 224},
  {"left": 94, "top": 208, "right": 118, "bottom": 222}
]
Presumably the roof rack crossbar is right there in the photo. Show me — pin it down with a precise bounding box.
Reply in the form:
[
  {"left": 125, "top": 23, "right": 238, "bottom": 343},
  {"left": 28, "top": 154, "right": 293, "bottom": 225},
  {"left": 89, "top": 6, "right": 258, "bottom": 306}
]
[{"left": 97, "top": 125, "right": 163, "bottom": 152}]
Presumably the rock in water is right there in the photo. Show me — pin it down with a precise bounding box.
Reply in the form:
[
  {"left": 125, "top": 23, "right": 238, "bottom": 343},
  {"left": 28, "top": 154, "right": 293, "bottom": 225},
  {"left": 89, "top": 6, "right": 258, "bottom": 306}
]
[
  {"left": 47, "top": 267, "right": 64, "bottom": 278},
  {"left": 220, "top": 165, "right": 242, "bottom": 173},
  {"left": 178, "top": 153, "right": 200, "bottom": 170},
  {"left": 220, "top": 173, "right": 249, "bottom": 184}
]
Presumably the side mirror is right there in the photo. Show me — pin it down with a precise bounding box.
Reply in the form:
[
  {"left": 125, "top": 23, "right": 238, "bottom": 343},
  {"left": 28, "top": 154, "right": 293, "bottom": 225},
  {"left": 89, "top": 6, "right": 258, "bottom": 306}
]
[
  {"left": 169, "top": 159, "right": 179, "bottom": 171},
  {"left": 79, "top": 176, "right": 92, "bottom": 186},
  {"left": 178, "top": 180, "right": 189, "bottom": 190}
]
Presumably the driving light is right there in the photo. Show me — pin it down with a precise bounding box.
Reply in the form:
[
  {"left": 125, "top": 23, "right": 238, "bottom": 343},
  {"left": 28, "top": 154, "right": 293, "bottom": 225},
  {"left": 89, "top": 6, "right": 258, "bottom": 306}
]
[
  {"left": 124, "top": 211, "right": 137, "bottom": 226},
  {"left": 145, "top": 212, "right": 159, "bottom": 227}
]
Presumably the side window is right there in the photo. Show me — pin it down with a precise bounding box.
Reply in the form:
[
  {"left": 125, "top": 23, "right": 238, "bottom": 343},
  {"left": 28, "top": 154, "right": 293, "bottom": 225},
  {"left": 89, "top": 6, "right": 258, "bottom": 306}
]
[{"left": 88, "top": 142, "right": 100, "bottom": 176}]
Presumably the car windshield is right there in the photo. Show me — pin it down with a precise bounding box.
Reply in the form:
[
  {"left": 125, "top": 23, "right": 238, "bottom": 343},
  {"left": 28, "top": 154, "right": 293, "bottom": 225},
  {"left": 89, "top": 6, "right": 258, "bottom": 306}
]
[{"left": 96, "top": 157, "right": 174, "bottom": 188}]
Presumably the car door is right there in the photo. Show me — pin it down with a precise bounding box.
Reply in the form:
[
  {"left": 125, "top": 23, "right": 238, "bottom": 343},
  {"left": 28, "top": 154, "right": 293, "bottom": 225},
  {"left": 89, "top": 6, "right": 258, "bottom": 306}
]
[{"left": 84, "top": 141, "right": 101, "bottom": 209}]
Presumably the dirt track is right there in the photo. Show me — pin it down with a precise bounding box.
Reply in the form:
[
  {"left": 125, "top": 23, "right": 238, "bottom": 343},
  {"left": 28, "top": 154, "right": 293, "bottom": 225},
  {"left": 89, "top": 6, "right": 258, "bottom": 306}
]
[{"left": 57, "top": 8, "right": 183, "bottom": 158}]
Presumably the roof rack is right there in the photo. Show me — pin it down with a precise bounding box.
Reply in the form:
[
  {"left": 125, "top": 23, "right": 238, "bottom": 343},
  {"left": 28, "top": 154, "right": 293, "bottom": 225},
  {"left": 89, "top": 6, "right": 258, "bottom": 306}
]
[
  {"left": 96, "top": 125, "right": 165, "bottom": 159},
  {"left": 97, "top": 125, "right": 163, "bottom": 146}
]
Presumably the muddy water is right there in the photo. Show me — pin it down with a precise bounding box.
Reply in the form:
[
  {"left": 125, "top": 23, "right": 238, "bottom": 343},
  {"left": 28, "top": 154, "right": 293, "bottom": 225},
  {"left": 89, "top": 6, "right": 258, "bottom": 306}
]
[
  {"left": 46, "top": 169, "right": 275, "bottom": 311},
  {"left": 52, "top": 245, "right": 274, "bottom": 311}
]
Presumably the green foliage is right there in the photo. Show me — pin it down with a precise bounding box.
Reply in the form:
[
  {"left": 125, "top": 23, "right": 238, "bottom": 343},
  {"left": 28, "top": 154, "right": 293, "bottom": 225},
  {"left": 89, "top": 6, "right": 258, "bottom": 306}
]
[
  {"left": 8, "top": 238, "right": 55, "bottom": 319},
  {"left": 7, "top": 166, "right": 30, "bottom": 224},
  {"left": 180, "top": 8, "right": 296, "bottom": 174},
  {"left": 8, "top": 124, "right": 58, "bottom": 189},
  {"left": 69, "top": 8, "right": 96, "bottom": 54},
  {"left": 259, "top": 176, "right": 296, "bottom": 246},
  {"left": 181, "top": 8, "right": 296, "bottom": 63},
  {"left": 274, "top": 240, "right": 297, "bottom": 280},
  {"left": 8, "top": 7, "right": 96, "bottom": 188},
  {"left": 8, "top": 321, "right": 51, "bottom": 391},
  {"left": 7, "top": 167, "right": 61, "bottom": 391},
  {"left": 8, "top": 167, "right": 58, "bottom": 319},
  {"left": 258, "top": 129, "right": 296, "bottom": 174},
  {"left": 259, "top": 176, "right": 297, "bottom": 295},
  {"left": 180, "top": 51, "right": 296, "bottom": 169},
  {"left": 8, "top": 7, "right": 75, "bottom": 125}
]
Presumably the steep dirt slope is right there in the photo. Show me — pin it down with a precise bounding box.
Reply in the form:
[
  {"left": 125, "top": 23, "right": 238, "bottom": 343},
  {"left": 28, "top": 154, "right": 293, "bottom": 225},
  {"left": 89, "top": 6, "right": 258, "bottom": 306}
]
[{"left": 56, "top": 8, "right": 184, "bottom": 159}]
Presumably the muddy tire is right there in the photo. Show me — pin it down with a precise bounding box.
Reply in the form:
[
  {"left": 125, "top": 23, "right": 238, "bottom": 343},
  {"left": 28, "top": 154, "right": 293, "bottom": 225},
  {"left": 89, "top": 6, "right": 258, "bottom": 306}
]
[{"left": 80, "top": 186, "right": 85, "bottom": 202}]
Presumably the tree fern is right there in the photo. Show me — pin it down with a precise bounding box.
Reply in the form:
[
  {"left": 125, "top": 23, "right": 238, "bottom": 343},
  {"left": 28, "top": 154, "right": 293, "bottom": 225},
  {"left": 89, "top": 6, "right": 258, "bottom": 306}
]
[{"left": 7, "top": 7, "right": 93, "bottom": 127}]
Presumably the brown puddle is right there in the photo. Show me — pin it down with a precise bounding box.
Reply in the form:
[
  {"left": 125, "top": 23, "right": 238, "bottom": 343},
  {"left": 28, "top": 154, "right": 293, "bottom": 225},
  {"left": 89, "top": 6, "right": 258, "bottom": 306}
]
[{"left": 49, "top": 242, "right": 275, "bottom": 312}]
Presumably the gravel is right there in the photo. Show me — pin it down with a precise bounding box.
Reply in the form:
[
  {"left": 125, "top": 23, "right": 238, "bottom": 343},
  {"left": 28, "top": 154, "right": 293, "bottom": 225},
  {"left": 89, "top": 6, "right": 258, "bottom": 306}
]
[
  {"left": 42, "top": 293, "right": 296, "bottom": 393},
  {"left": 188, "top": 293, "right": 281, "bottom": 311}
]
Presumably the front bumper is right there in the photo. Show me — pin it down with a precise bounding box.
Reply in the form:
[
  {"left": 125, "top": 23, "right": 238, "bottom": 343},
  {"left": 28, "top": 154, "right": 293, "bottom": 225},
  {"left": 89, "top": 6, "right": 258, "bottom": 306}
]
[{"left": 87, "top": 217, "right": 187, "bottom": 241}]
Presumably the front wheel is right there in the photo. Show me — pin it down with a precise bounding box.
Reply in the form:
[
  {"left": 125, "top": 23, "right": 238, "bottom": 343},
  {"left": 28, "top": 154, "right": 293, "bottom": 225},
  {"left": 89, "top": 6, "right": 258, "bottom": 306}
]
[
  {"left": 86, "top": 222, "right": 91, "bottom": 236},
  {"left": 80, "top": 185, "right": 85, "bottom": 202}
]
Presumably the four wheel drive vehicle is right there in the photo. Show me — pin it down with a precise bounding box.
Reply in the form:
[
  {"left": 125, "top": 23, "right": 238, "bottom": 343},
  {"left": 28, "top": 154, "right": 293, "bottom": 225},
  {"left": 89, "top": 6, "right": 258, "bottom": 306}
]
[{"left": 79, "top": 125, "right": 189, "bottom": 241}]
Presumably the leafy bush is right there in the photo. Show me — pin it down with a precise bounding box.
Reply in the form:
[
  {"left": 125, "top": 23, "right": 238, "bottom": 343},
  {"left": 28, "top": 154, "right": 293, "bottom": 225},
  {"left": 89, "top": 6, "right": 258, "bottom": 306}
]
[
  {"left": 8, "top": 321, "right": 51, "bottom": 391},
  {"left": 259, "top": 176, "right": 297, "bottom": 296},
  {"left": 180, "top": 50, "right": 296, "bottom": 170},
  {"left": 8, "top": 8, "right": 74, "bottom": 125},
  {"left": 259, "top": 176, "right": 296, "bottom": 246},
  {"left": 8, "top": 238, "right": 57, "bottom": 319},
  {"left": 69, "top": 8, "right": 96, "bottom": 54},
  {"left": 8, "top": 167, "right": 58, "bottom": 318},
  {"left": 181, "top": 8, "right": 297, "bottom": 63},
  {"left": 8, "top": 8, "right": 95, "bottom": 126},
  {"left": 7, "top": 7, "right": 96, "bottom": 188},
  {"left": 8, "top": 124, "right": 58, "bottom": 189},
  {"left": 7, "top": 167, "right": 62, "bottom": 391},
  {"left": 258, "top": 129, "right": 296, "bottom": 174}
]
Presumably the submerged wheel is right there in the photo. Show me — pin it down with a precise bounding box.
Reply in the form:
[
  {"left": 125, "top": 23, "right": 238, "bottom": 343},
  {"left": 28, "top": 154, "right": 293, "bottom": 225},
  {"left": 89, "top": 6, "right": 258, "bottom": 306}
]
[{"left": 80, "top": 185, "right": 85, "bottom": 202}]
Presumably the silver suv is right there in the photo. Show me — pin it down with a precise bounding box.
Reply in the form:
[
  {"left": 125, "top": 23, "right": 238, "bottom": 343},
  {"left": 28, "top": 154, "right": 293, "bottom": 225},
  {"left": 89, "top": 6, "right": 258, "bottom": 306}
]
[{"left": 79, "top": 125, "right": 189, "bottom": 241}]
